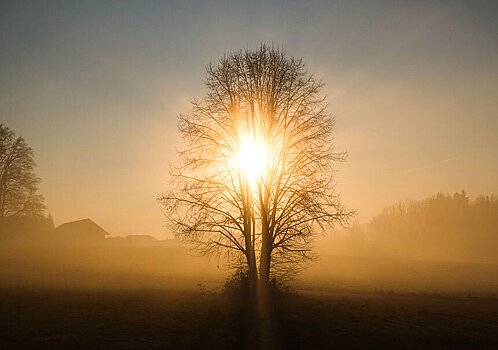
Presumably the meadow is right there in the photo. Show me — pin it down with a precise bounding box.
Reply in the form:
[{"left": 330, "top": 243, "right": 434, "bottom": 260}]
[{"left": 1, "top": 241, "right": 497, "bottom": 349}]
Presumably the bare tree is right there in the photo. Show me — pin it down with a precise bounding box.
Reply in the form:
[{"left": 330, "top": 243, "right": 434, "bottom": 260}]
[
  {"left": 0, "top": 124, "right": 45, "bottom": 218},
  {"left": 160, "top": 45, "right": 353, "bottom": 291}
]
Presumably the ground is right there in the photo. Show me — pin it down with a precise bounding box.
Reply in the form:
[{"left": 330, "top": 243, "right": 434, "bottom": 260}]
[
  {"left": 1, "top": 287, "right": 497, "bottom": 350},
  {"left": 1, "top": 243, "right": 497, "bottom": 349}
]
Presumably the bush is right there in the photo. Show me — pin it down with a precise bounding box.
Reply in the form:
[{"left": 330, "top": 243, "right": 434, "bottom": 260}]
[
  {"left": 222, "top": 268, "right": 251, "bottom": 299},
  {"left": 222, "top": 268, "right": 293, "bottom": 301}
]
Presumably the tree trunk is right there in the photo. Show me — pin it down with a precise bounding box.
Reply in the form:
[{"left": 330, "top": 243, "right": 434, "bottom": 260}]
[
  {"left": 259, "top": 219, "right": 271, "bottom": 293},
  {"left": 258, "top": 180, "right": 272, "bottom": 296},
  {"left": 245, "top": 235, "right": 258, "bottom": 290}
]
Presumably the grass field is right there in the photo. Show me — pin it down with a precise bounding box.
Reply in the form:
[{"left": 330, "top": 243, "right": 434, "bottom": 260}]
[
  {"left": 1, "top": 287, "right": 497, "bottom": 349},
  {"left": 1, "top": 242, "right": 498, "bottom": 349}
]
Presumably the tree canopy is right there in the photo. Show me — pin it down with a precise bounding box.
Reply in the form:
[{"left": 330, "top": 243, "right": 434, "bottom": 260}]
[
  {"left": 160, "top": 45, "right": 353, "bottom": 289},
  {"left": 0, "top": 124, "right": 45, "bottom": 218}
]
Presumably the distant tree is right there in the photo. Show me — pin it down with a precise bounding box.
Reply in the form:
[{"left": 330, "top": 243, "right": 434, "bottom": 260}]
[
  {"left": 369, "top": 191, "right": 498, "bottom": 262},
  {"left": 0, "top": 124, "right": 45, "bottom": 218},
  {"left": 160, "top": 45, "right": 353, "bottom": 292}
]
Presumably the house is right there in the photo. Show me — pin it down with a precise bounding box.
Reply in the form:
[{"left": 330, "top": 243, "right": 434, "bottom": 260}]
[{"left": 55, "top": 218, "right": 109, "bottom": 242}]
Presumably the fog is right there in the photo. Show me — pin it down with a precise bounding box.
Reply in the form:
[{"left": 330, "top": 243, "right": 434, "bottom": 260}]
[
  {"left": 2, "top": 240, "right": 497, "bottom": 296},
  {"left": 0, "top": 239, "right": 226, "bottom": 291}
]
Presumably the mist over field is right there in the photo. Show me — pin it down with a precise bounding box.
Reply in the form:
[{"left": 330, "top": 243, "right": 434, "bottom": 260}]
[
  {"left": 2, "top": 0, "right": 498, "bottom": 349},
  {"left": 2, "top": 216, "right": 498, "bottom": 349},
  {"left": 2, "top": 195, "right": 497, "bottom": 295}
]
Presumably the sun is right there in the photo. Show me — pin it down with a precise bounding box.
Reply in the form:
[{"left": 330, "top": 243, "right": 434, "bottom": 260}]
[{"left": 236, "top": 134, "right": 268, "bottom": 183}]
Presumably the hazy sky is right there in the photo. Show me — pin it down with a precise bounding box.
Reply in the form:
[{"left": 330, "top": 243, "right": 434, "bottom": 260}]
[{"left": 1, "top": 0, "right": 497, "bottom": 238}]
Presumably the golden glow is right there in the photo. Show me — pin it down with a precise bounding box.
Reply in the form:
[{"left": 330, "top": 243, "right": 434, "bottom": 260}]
[{"left": 236, "top": 134, "right": 268, "bottom": 183}]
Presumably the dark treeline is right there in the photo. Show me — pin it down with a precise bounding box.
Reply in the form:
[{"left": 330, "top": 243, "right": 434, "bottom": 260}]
[{"left": 329, "top": 191, "right": 498, "bottom": 263}]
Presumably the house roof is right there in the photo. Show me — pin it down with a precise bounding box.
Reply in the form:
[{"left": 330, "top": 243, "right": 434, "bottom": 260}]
[{"left": 55, "top": 218, "right": 109, "bottom": 236}]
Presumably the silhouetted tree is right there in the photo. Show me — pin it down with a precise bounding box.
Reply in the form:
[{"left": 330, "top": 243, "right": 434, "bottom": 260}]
[
  {"left": 160, "top": 45, "right": 353, "bottom": 292},
  {"left": 0, "top": 124, "right": 45, "bottom": 218}
]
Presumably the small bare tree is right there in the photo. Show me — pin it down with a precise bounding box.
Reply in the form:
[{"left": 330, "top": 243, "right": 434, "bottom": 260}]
[{"left": 160, "top": 45, "right": 353, "bottom": 291}]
